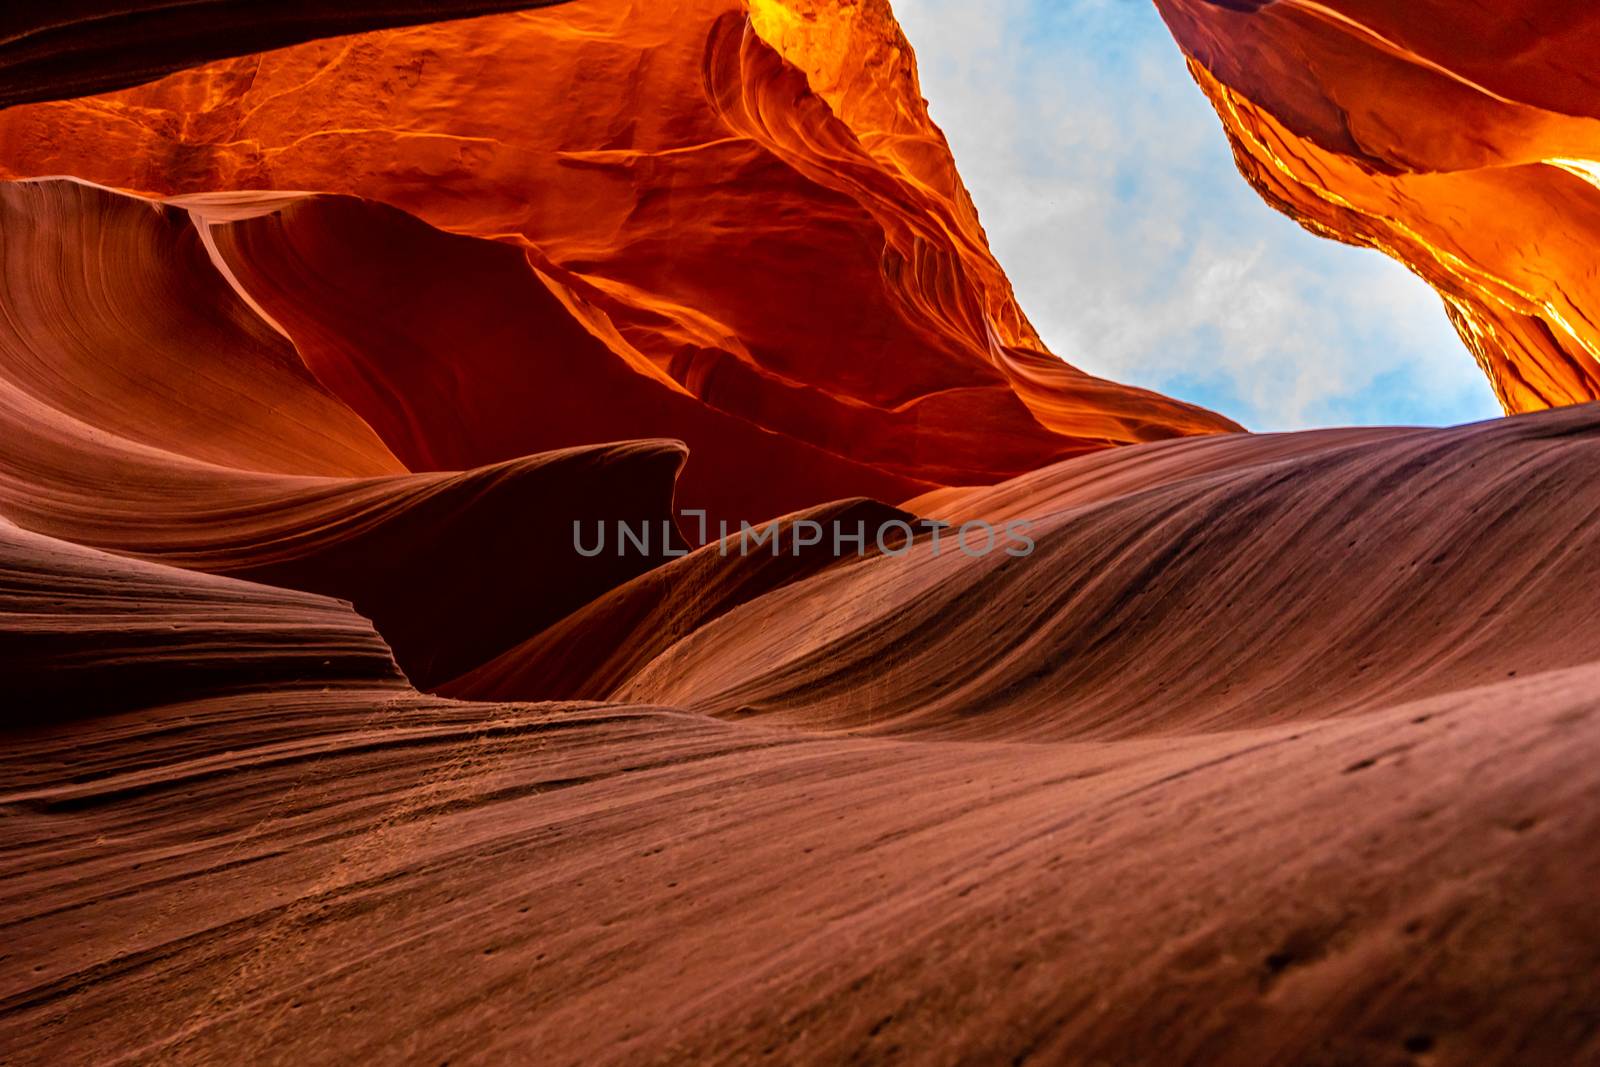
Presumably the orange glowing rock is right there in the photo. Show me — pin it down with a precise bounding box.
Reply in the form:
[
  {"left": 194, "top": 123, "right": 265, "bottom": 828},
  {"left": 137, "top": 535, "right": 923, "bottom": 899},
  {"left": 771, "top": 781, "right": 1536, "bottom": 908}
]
[
  {"left": 0, "top": 178, "right": 696, "bottom": 687},
  {"left": 0, "top": 0, "right": 1238, "bottom": 497},
  {"left": 1153, "top": 0, "right": 1600, "bottom": 413},
  {"left": 0, "top": 0, "right": 572, "bottom": 109}
]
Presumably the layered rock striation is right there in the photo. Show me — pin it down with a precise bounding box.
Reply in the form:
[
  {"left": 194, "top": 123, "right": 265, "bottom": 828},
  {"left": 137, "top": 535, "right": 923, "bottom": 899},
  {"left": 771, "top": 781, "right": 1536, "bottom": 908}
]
[{"left": 4, "top": 2, "right": 1600, "bottom": 1065}]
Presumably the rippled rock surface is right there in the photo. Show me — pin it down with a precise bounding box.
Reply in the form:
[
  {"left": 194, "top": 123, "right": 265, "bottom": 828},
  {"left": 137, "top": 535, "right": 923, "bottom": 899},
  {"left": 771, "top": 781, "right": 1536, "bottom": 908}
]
[{"left": 3, "top": 2, "right": 1599, "bottom": 1064}]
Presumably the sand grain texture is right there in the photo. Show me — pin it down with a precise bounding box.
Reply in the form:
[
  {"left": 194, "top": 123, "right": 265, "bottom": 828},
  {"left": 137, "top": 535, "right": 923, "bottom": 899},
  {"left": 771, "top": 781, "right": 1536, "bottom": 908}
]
[{"left": 6, "top": 408, "right": 1600, "bottom": 1066}]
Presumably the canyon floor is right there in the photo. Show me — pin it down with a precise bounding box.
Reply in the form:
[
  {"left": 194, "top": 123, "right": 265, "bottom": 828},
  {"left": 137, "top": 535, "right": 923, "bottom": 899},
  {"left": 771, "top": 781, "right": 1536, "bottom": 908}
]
[{"left": 6, "top": 404, "right": 1599, "bottom": 1066}]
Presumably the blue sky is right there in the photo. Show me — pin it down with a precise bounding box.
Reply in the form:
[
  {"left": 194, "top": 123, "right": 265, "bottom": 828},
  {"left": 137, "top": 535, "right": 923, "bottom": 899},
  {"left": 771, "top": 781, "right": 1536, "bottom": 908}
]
[{"left": 893, "top": 0, "right": 1502, "bottom": 431}]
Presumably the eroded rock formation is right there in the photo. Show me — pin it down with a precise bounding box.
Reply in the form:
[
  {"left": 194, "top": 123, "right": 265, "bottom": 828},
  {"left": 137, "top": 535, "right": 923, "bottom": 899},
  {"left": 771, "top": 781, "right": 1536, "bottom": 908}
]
[
  {"left": 0, "top": 0, "right": 573, "bottom": 108},
  {"left": 0, "top": 0, "right": 1239, "bottom": 493},
  {"left": 7, "top": 406, "right": 1600, "bottom": 1065},
  {"left": 1155, "top": 0, "right": 1600, "bottom": 412},
  {"left": 4, "top": 1, "right": 1600, "bottom": 1065}
]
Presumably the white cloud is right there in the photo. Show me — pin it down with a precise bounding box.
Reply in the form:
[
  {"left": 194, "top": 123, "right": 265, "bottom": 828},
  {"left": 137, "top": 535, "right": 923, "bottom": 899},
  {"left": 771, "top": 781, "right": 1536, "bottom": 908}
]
[{"left": 892, "top": 0, "right": 1500, "bottom": 430}]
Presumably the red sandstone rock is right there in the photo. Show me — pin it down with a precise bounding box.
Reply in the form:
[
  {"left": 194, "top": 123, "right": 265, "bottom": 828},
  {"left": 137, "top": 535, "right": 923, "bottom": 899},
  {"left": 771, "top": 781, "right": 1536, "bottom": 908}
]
[
  {"left": 3, "top": 2, "right": 1599, "bottom": 1064},
  {"left": 1155, "top": 0, "right": 1600, "bottom": 412}
]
